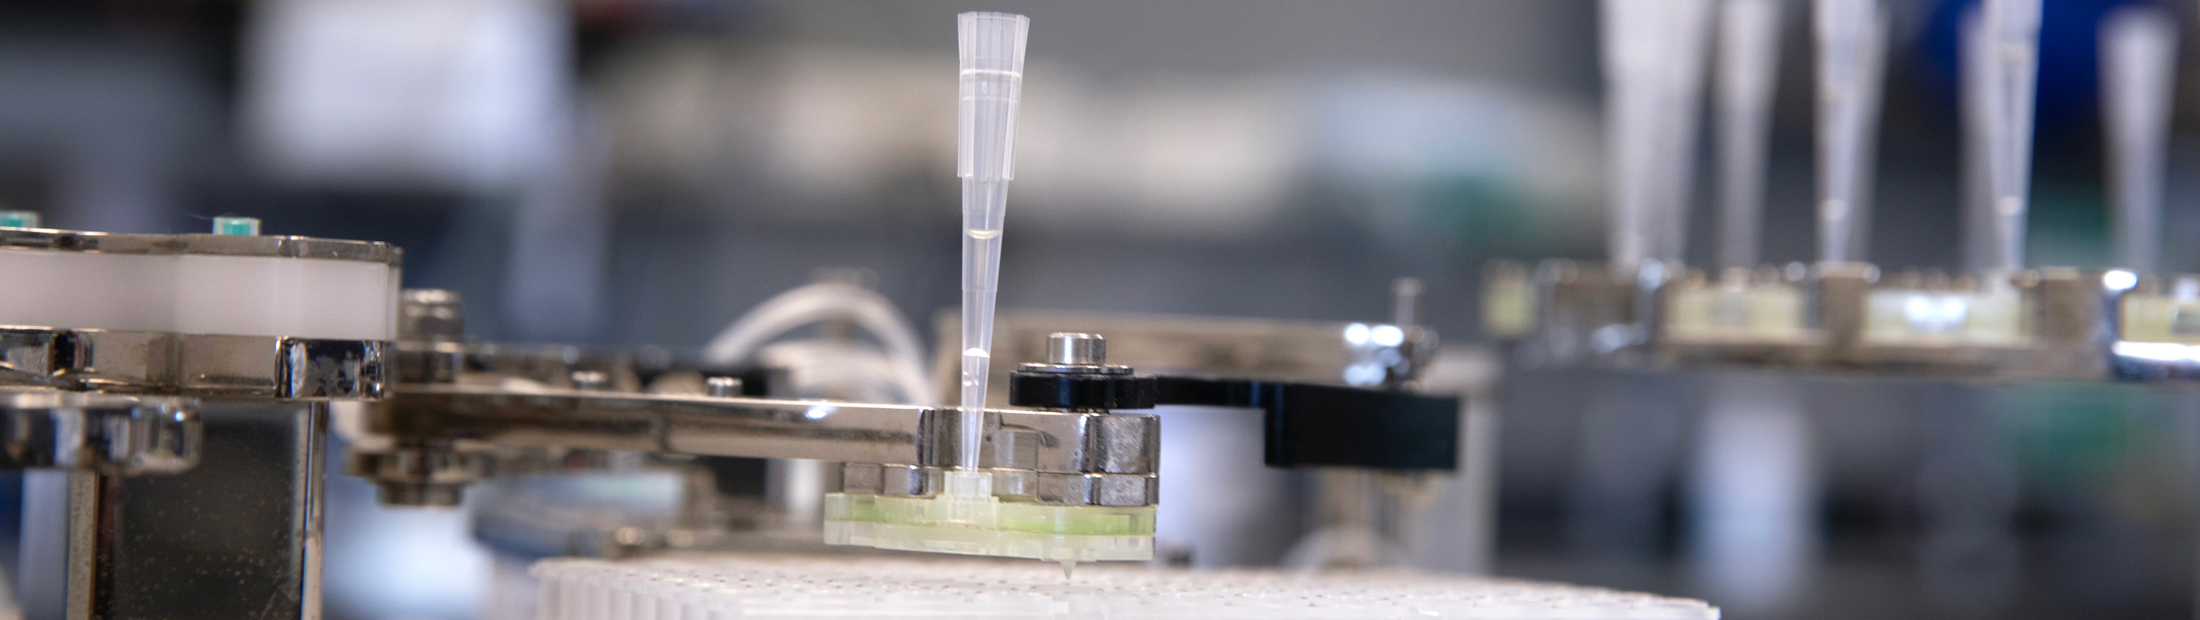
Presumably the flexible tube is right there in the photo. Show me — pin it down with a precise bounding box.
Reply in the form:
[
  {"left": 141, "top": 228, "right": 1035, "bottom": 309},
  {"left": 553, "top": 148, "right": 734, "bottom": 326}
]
[{"left": 701, "top": 281, "right": 936, "bottom": 405}]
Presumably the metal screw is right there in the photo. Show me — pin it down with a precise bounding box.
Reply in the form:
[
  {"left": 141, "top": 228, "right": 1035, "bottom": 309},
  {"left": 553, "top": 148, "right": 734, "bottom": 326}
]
[
  {"left": 1391, "top": 277, "right": 1422, "bottom": 329},
  {"left": 1045, "top": 333, "right": 1106, "bottom": 366},
  {"left": 704, "top": 376, "right": 743, "bottom": 397},
  {"left": 399, "top": 289, "right": 466, "bottom": 342},
  {"left": 571, "top": 370, "right": 612, "bottom": 391}
]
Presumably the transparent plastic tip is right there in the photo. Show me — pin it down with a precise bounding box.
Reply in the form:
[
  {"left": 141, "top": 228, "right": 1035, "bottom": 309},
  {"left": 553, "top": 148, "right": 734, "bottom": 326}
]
[
  {"left": 1959, "top": 9, "right": 1996, "bottom": 271},
  {"left": 1814, "top": 0, "right": 1885, "bottom": 265},
  {"left": 1982, "top": 0, "right": 2041, "bottom": 274},
  {"left": 956, "top": 11, "right": 1028, "bottom": 489},
  {"left": 1601, "top": 0, "right": 1661, "bottom": 270},
  {"left": 1714, "top": 0, "right": 1783, "bottom": 269},
  {"left": 1601, "top": 0, "right": 1713, "bottom": 269},
  {"left": 2101, "top": 7, "right": 2176, "bottom": 274}
]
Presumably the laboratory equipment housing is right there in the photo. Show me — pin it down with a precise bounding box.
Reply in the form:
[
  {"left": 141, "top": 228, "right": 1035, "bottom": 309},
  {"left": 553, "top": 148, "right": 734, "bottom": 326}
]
[{"left": 0, "top": 0, "right": 2194, "bottom": 619}]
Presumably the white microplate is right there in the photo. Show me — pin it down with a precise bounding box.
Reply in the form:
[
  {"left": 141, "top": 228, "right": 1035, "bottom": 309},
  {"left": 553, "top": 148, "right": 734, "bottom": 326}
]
[{"left": 532, "top": 554, "right": 1721, "bottom": 620}]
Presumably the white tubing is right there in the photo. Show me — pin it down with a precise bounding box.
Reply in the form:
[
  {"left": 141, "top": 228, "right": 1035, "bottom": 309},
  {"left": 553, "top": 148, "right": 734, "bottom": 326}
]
[{"left": 700, "top": 281, "right": 936, "bottom": 405}]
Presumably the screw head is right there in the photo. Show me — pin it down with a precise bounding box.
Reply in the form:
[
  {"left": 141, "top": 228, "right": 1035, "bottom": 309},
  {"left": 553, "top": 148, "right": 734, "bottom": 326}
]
[
  {"left": 399, "top": 289, "right": 466, "bottom": 341},
  {"left": 570, "top": 370, "right": 612, "bottom": 391},
  {"left": 1045, "top": 333, "right": 1106, "bottom": 366},
  {"left": 704, "top": 376, "right": 743, "bottom": 397}
]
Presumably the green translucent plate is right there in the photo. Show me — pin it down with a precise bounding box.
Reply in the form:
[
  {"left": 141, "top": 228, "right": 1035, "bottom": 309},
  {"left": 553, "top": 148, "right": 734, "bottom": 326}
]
[{"left": 823, "top": 493, "right": 1155, "bottom": 562}]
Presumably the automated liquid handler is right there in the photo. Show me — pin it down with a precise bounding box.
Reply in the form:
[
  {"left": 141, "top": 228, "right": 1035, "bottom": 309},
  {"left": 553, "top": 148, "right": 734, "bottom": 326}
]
[{"left": 0, "top": 9, "right": 1730, "bottom": 620}]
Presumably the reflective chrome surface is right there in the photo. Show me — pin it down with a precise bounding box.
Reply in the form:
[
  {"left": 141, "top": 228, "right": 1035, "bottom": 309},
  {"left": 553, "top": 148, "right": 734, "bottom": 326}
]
[
  {"left": 0, "top": 227, "right": 400, "bottom": 264},
  {"left": 0, "top": 327, "right": 386, "bottom": 399},
  {"left": 942, "top": 311, "right": 1434, "bottom": 401},
  {"left": 397, "top": 289, "right": 465, "bottom": 341},
  {"left": 0, "top": 390, "right": 198, "bottom": 475},
  {"left": 18, "top": 402, "right": 327, "bottom": 620}
]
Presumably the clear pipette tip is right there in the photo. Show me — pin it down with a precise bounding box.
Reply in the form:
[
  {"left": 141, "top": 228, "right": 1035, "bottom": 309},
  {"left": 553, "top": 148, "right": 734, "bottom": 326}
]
[
  {"left": 1981, "top": 0, "right": 2041, "bottom": 274},
  {"left": 1714, "top": 0, "right": 1782, "bottom": 269},
  {"left": 1599, "top": 0, "right": 1714, "bottom": 269},
  {"left": 2101, "top": 7, "right": 2176, "bottom": 274},
  {"left": 955, "top": 11, "right": 1029, "bottom": 498},
  {"left": 1813, "top": 0, "right": 1882, "bottom": 265}
]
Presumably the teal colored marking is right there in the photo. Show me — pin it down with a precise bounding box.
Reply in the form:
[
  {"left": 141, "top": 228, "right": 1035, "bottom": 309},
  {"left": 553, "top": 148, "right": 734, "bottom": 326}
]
[
  {"left": 0, "top": 211, "right": 39, "bottom": 228},
  {"left": 213, "top": 216, "right": 261, "bottom": 236}
]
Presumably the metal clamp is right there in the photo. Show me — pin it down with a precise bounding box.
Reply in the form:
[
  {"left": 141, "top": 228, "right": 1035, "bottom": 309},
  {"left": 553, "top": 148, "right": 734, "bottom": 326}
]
[
  {"left": 999, "top": 333, "right": 1462, "bottom": 470},
  {"left": 1009, "top": 333, "right": 1156, "bottom": 411}
]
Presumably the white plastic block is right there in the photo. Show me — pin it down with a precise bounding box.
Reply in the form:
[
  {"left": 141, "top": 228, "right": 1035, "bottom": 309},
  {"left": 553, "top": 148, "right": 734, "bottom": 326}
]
[
  {"left": 174, "top": 254, "right": 395, "bottom": 340},
  {"left": 0, "top": 248, "right": 396, "bottom": 340}
]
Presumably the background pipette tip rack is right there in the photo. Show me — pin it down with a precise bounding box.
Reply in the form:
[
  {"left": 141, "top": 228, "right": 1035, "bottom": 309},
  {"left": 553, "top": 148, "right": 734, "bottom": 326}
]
[
  {"left": 1483, "top": 0, "right": 2188, "bottom": 377},
  {"left": 533, "top": 554, "right": 1720, "bottom": 620}
]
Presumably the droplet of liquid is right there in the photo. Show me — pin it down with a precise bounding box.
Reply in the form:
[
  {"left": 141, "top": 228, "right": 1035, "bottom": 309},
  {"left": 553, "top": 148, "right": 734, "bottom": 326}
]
[
  {"left": 967, "top": 228, "right": 1002, "bottom": 240},
  {"left": 1060, "top": 560, "right": 1076, "bottom": 580}
]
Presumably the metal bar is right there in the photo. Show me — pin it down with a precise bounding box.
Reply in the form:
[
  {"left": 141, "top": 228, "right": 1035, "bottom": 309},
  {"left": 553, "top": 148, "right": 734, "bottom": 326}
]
[{"left": 377, "top": 385, "right": 1158, "bottom": 477}]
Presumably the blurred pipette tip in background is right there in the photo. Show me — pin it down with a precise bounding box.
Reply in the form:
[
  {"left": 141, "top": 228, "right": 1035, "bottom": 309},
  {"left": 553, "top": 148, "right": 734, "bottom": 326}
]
[
  {"left": 1600, "top": 0, "right": 1713, "bottom": 271},
  {"left": 1813, "top": 0, "right": 1885, "bottom": 265},
  {"left": 1981, "top": 0, "right": 2040, "bottom": 275},
  {"left": 2100, "top": 6, "right": 2176, "bottom": 275},
  {"left": 1713, "top": 0, "right": 1782, "bottom": 270}
]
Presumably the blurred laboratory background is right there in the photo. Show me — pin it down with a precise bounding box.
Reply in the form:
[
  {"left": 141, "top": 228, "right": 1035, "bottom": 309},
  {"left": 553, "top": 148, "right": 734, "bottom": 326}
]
[{"left": 3, "top": 0, "right": 2200, "bottom": 619}]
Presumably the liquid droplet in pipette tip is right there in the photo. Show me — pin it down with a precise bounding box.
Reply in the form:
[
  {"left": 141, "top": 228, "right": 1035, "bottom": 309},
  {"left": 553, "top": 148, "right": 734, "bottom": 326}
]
[
  {"left": 968, "top": 228, "right": 1002, "bottom": 239},
  {"left": 963, "top": 348, "right": 990, "bottom": 358},
  {"left": 1060, "top": 560, "right": 1076, "bottom": 580}
]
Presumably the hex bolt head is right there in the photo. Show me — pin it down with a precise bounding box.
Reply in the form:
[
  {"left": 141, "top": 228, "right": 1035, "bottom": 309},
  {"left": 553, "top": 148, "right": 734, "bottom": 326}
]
[{"left": 571, "top": 370, "right": 612, "bottom": 391}]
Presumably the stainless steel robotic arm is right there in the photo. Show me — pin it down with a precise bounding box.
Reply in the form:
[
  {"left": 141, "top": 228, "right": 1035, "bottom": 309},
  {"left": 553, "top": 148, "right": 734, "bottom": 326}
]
[
  {"left": 353, "top": 290, "right": 1164, "bottom": 518},
  {"left": 347, "top": 290, "right": 1168, "bottom": 564},
  {"left": 353, "top": 289, "right": 1464, "bottom": 565}
]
